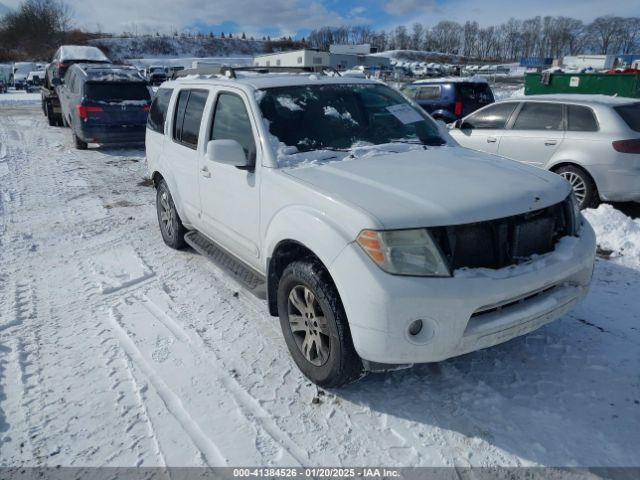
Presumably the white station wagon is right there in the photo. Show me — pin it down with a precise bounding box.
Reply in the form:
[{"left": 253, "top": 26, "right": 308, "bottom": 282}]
[
  {"left": 145, "top": 69, "right": 596, "bottom": 387},
  {"left": 449, "top": 94, "right": 640, "bottom": 208}
]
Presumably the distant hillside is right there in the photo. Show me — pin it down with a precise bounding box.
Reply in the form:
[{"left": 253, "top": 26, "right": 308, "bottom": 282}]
[{"left": 90, "top": 36, "right": 303, "bottom": 61}]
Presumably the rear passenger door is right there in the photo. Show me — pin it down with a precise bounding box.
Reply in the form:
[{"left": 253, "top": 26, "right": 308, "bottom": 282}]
[
  {"left": 498, "top": 102, "right": 565, "bottom": 167},
  {"left": 198, "top": 89, "right": 261, "bottom": 268},
  {"left": 163, "top": 88, "right": 209, "bottom": 225}
]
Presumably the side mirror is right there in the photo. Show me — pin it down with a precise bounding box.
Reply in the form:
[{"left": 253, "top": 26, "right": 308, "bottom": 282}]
[
  {"left": 51, "top": 77, "right": 61, "bottom": 86},
  {"left": 452, "top": 119, "right": 462, "bottom": 129},
  {"left": 206, "top": 139, "right": 252, "bottom": 169}
]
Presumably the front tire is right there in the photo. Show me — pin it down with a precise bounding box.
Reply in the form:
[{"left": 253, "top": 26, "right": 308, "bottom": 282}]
[
  {"left": 156, "top": 180, "right": 186, "bottom": 249},
  {"left": 277, "top": 261, "right": 363, "bottom": 388},
  {"left": 555, "top": 165, "right": 599, "bottom": 209}
]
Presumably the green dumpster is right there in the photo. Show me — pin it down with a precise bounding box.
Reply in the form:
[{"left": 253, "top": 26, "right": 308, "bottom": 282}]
[{"left": 525, "top": 72, "right": 640, "bottom": 98}]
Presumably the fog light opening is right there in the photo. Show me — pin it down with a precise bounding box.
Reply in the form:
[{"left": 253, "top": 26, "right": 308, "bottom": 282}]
[{"left": 408, "top": 319, "right": 423, "bottom": 336}]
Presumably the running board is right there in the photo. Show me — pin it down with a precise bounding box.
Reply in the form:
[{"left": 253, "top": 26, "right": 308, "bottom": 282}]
[{"left": 184, "top": 231, "right": 267, "bottom": 299}]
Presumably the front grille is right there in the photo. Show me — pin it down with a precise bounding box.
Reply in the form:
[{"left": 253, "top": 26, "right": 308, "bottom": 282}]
[{"left": 431, "top": 197, "right": 574, "bottom": 270}]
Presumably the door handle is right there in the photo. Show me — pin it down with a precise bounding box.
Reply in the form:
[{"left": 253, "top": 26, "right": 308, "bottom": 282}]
[
  {"left": 200, "top": 166, "right": 211, "bottom": 178},
  {"left": 544, "top": 139, "right": 558, "bottom": 146},
  {"left": 487, "top": 137, "right": 497, "bottom": 143}
]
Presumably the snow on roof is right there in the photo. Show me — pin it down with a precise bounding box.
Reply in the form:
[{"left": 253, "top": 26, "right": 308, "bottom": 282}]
[
  {"left": 58, "top": 45, "right": 110, "bottom": 62},
  {"left": 413, "top": 75, "right": 488, "bottom": 85},
  {"left": 507, "top": 94, "right": 638, "bottom": 106}
]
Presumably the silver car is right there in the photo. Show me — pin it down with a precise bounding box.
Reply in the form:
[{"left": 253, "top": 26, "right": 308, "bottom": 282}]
[{"left": 449, "top": 94, "right": 640, "bottom": 208}]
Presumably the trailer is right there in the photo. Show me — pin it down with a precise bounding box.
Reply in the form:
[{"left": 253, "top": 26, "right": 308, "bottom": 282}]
[{"left": 525, "top": 71, "right": 640, "bottom": 98}]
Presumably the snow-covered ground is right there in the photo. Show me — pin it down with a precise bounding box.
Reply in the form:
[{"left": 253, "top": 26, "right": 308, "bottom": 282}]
[
  {"left": 0, "top": 89, "right": 40, "bottom": 105},
  {"left": 0, "top": 103, "right": 639, "bottom": 468}
]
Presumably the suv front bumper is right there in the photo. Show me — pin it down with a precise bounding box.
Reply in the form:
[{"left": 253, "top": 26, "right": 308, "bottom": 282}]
[{"left": 330, "top": 222, "right": 596, "bottom": 364}]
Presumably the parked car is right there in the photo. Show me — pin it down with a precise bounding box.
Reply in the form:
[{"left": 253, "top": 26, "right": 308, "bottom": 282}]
[
  {"left": 58, "top": 64, "right": 151, "bottom": 149},
  {"left": 26, "top": 69, "right": 45, "bottom": 91},
  {"left": 401, "top": 77, "right": 495, "bottom": 122},
  {"left": 449, "top": 94, "right": 640, "bottom": 208},
  {"left": 13, "top": 62, "right": 37, "bottom": 90},
  {"left": 42, "top": 45, "right": 111, "bottom": 127},
  {"left": 45, "top": 45, "right": 111, "bottom": 88},
  {"left": 146, "top": 73, "right": 595, "bottom": 387},
  {"left": 146, "top": 66, "right": 168, "bottom": 86}
]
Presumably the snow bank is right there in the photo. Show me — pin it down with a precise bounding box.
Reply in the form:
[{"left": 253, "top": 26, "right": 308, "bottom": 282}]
[
  {"left": 0, "top": 91, "right": 40, "bottom": 104},
  {"left": 584, "top": 204, "right": 640, "bottom": 268}
]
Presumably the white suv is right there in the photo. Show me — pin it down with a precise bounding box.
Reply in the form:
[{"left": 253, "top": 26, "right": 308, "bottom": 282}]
[{"left": 145, "top": 71, "right": 596, "bottom": 387}]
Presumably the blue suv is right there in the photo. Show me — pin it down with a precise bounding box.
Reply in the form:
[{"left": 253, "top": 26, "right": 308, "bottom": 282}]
[
  {"left": 401, "top": 78, "right": 495, "bottom": 123},
  {"left": 58, "top": 64, "right": 151, "bottom": 149}
]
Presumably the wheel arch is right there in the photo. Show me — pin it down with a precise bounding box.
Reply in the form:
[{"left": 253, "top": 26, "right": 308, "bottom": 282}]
[
  {"left": 548, "top": 161, "right": 599, "bottom": 192},
  {"left": 264, "top": 207, "right": 355, "bottom": 317},
  {"left": 267, "top": 240, "right": 335, "bottom": 316}
]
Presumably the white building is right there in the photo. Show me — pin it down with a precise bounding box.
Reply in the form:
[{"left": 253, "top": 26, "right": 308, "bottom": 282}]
[
  {"left": 253, "top": 48, "right": 390, "bottom": 71},
  {"left": 563, "top": 55, "right": 616, "bottom": 70},
  {"left": 254, "top": 50, "right": 330, "bottom": 68}
]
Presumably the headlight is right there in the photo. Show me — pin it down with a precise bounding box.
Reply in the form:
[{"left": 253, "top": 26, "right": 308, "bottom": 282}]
[
  {"left": 569, "top": 193, "right": 583, "bottom": 234},
  {"left": 356, "top": 229, "right": 451, "bottom": 277}
]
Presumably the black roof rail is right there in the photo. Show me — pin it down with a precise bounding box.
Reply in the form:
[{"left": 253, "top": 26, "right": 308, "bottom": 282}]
[{"left": 172, "top": 65, "right": 341, "bottom": 80}]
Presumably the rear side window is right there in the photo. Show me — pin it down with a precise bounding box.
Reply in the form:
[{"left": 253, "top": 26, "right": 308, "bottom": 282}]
[
  {"left": 567, "top": 105, "right": 598, "bottom": 132},
  {"left": 85, "top": 83, "right": 151, "bottom": 102},
  {"left": 512, "top": 102, "right": 563, "bottom": 131},
  {"left": 614, "top": 103, "right": 640, "bottom": 132},
  {"left": 459, "top": 83, "right": 493, "bottom": 103},
  {"left": 147, "top": 88, "right": 173, "bottom": 133},
  {"left": 415, "top": 86, "right": 441, "bottom": 100},
  {"left": 463, "top": 102, "right": 517, "bottom": 129},
  {"left": 173, "top": 89, "right": 208, "bottom": 149},
  {"left": 211, "top": 93, "right": 256, "bottom": 161}
]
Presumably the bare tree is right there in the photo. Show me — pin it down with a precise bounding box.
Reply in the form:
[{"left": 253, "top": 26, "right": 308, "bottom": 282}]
[
  {"left": 411, "top": 23, "right": 424, "bottom": 51},
  {"left": 588, "top": 16, "right": 622, "bottom": 54}
]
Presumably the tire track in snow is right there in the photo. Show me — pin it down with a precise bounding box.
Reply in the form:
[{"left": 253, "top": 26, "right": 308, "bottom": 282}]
[
  {"left": 141, "top": 291, "right": 309, "bottom": 465},
  {"left": 109, "top": 307, "right": 228, "bottom": 467}
]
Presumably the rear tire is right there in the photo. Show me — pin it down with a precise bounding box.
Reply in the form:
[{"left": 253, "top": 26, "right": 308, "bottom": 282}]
[
  {"left": 46, "top": 103, "right": 56, "bottom": 127},
  {"left": 156, "top": 180, "right": 186, "bottom": 249},
  {"left": 555, "top": 165, "right": 599, "bottom": 209},
  {"left": 277, "top": 260, "right": 363, "bottom": 388},
  {"left": 73, "top": 130, "right": 88, "bottom": 150}
]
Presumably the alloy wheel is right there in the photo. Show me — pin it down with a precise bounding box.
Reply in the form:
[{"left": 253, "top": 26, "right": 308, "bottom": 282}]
[
  {"left": 287, "top": 285, "right": 331, "bottom": 366},
  {"left": 159, "top": 191, "right": 175, "bottom": 239},
  {"left": 560, "top": 171, "right": 587, "bottom": 205}
]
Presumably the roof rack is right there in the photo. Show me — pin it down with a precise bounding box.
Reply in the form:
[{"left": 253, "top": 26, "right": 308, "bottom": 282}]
[{"left": 172, "top": 65, "right": 341, "bottom": 80}]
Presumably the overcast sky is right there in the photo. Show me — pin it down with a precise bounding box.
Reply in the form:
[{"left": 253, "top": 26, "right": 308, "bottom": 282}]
[{"left": 1, "top": 0, "right": 639, "bottom": 37}]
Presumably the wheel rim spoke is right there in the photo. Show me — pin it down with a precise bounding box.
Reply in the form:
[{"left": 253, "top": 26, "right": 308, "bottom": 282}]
[
  {"left": 287, "top": 284, "right": 330, "bottom": 367},
  {"left": 314, "top": 315, "right": 330, "bottom": 334},
  {"left": 288, "top": 315, "right": 307, "bottom": 333},
  {"left": 561, "top": 172, "right": 586, "bottom": 203},
  {"left": 288, "top": 287, "right": 307, "bottom": 315}
]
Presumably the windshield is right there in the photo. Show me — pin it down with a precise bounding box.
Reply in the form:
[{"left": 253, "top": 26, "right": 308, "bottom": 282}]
[{"left": 256, "top": 83, "right": 445, "bottom": 162}]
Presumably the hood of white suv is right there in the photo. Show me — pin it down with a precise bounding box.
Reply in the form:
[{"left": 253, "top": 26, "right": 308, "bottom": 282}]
[{"left": 283, "top": 146, "right": 571, "bottom": 229}]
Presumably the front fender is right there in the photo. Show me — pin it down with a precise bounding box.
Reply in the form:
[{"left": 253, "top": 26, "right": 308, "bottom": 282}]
[{"left": 263, "top": 205, "right": 354, "bottom": 272}]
